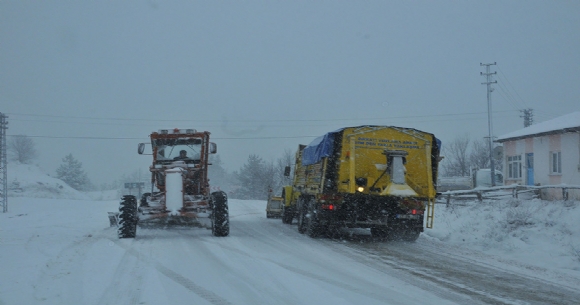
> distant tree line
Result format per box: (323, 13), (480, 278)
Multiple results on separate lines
(9, 133), (505, 198)
(439, 134), (503, 177)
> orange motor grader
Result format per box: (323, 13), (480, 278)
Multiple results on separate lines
(114, 128), (229, 238)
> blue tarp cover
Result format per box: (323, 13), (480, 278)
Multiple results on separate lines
(302, 129), (342, 166)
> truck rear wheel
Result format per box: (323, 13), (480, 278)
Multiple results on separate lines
(297, 199), (307, 234)
(371, 227), (388, 239)
(118, 195), (138, 239)
(211, 191), (229, 237)
(306, 199), (322, 238)
(401, 229), (421, 242)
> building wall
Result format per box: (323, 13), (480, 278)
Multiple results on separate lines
(503, 139), (524, 186)
(502, 131), (580, 200)
(533, 136), (550, 187)
(548, 134), (562, 185)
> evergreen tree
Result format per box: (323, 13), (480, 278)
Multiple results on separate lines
(56, 154), (91, 191)
(235, 154), (272, 200)
(208, 154), (230, 191)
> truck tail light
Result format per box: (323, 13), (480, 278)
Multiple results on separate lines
(321, 204), (335, 210)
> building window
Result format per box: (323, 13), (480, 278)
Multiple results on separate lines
(507, 155), (522, 179)
(551, 151), (562, 174)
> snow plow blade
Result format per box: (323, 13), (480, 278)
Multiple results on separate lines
(137, 213), (212, 229)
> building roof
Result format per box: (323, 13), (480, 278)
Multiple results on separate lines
(497, 111), (580, 142)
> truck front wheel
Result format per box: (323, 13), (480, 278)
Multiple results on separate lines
(211, 191), (230, 237)
(282, 206), (294, 224)
(281, 190), (294, 224)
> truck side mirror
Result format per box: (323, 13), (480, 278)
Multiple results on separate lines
(284, 166), (291, 177)
(209, 142), (217, 154)
(138, 143), (145, 154)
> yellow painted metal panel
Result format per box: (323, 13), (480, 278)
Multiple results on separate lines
(335, 126), (435, 199)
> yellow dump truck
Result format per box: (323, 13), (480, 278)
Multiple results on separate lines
(281, 125), (441, 241)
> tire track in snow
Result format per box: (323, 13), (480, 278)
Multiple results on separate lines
(233, 200), (579, 305)
(173, 230), (308, 305)
(322, 240), (502, 305)
(94, 247), (144, 305)
(32, 230), (103, 304)
(334, 238), (580, 305)
(204, 218), (408, 305)
(228, 204), (512, 305)
(108, 236), (231, 305)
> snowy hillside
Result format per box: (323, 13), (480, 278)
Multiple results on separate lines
(6, 162), (122, 201)
(6, 162), (90, 200)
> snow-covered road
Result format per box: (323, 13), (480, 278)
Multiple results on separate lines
(1, 197), (579, 305)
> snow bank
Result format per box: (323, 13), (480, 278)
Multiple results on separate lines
(7, 162), (90, 200)
(424, 198), (580, 277)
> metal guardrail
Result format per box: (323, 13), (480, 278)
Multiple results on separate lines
(439, 184), (580, 205)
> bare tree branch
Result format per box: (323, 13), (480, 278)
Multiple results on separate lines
(441, 134), (470, 177)
(8, 135), (37, 164)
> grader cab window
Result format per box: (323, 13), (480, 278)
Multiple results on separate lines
(154, 138), (203, 163)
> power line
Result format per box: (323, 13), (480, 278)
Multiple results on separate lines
(5, 111), (518, 141)
(495, 80), (523, 111)
(6, 110), (517, 125)
(496, 65), (529, 109)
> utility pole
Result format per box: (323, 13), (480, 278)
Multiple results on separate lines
(481, 62), (497, 186)
(520, 108), (534, 127)
(0, 112), (8, 213)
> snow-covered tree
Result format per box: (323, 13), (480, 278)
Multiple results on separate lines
(8, 135), (37, 164)
(56, 154), (91, 191)
(234, 154), (272, 200)
(208, 154), (231, 191)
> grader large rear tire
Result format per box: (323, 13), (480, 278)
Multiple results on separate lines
(211, 191), (230, 237)
(118, 195), (138, 239)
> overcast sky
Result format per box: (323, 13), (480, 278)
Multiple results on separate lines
(1, 1), (579, 186)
